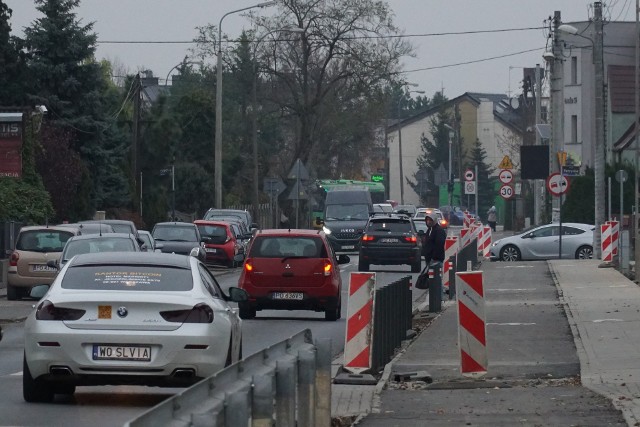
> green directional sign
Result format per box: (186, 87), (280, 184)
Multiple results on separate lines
(371, 174), (384, 183)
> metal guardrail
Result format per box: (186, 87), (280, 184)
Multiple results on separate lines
(370, 276), (412, 372)
(124, 329), (331, 427)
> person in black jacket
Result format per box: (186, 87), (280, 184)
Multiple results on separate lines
(421, 212), (447, 266)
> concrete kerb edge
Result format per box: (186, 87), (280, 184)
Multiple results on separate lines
(546, 260), (639, 427)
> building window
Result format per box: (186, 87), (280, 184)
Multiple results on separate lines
(571, 115), (578, 143)
(571, 57), (578, 85)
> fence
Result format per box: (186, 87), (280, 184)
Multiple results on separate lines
(124, 329), (331, 427)
(370, 275), (413, 373)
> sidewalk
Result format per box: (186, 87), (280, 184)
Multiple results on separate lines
(335, 259), (640, 426)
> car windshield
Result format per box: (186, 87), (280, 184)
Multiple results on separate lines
(61, 265), (193, 291)
(110, 224), (133, 234)
(63, 237), (136, 260)
(249, 236), (327, 258)
(153, 225), (198, 242)
(325, 204), (370, 221)
(17, 230), (75, 253)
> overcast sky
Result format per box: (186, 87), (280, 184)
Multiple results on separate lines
(3, 1), (630, 99)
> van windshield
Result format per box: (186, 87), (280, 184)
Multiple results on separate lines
(325, 204), (370, 221)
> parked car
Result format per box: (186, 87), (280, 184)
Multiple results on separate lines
(358, 213), (422, 272)
(22, 252), (248, 402)
(203, 209), (258, 233)
(152, 222), (204, 257)
(237, 229), (350, 321)
(194, 220), (247, 268)
(490, 223), (594, 261)
(6, 225), (81, 300)
(138, 230), (163, 252)
(53, 233), (142, 268)
(414, 208), (448, 229)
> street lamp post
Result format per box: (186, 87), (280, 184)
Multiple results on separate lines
(397, 85), (424, 205)
(164, 60), (202, 87)
(558, 2), (605, 259)
(444, 123), (455, 220)
(215, 1), (276, 209)
(251, 27), (303, 222)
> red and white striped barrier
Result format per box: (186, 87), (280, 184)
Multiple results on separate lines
(455, 270), (487, 377)
(478, 226), (492, 258)
(606, 220), (619, 256)
(601, 223), (613, 262)
(463, 211), (473, 228)
(343, 272), (376, 374)
(443, 237), (459, 291)
(459, 227), (471, 248)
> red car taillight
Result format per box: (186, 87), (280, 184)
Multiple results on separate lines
(244, 260), (254, 272)
(9, 251), (18, 267)
(404, 236), (418, 243)
(323, 259), (332, 276)
(440, 219), (448, 227)
(36, 300), (86, 321)
(362, 235), (375, 242)
(160, 303), (214, 323)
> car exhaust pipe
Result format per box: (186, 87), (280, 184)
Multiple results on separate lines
(50, 366), (73, 376)
(172, 368), (196, 378)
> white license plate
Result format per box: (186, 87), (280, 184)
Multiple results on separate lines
(341, 245), (355, 250)
(381, 238), (399, 243)
(272, 292), (304, 300)
(92, 345), (151, 361)
(205, 248), (217, 253)
(32, 264), (56, 272)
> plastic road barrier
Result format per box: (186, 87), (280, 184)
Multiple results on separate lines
(455, 270), (487, 377)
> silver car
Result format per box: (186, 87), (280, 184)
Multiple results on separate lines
(23, 252), (247, 402)
(490, 223), (594, 261)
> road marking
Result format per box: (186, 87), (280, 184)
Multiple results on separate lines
(575, 285), (628, 289)
(498, 265), (534, 269)
(490, 288), (536, 292)
(487, 322), (536, 326)
(592, 319), (624, 323)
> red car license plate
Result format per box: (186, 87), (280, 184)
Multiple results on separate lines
(272, 292), (303, 300)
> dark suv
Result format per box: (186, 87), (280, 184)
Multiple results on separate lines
(358, 213), (422, 272)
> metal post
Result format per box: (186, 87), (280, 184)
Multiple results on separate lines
(559, 167), (563, 259)
(298, 348), (316, 427)
(474, 164), (479, 216)
(449, 256), (456, 300)
(594, 2), (605, 258)
(428, 263), (442, 313)
(225, 385), (251, 427)
(314, 339), (332, 427)
(534, 64), (542, 225)
(398, 116), (405, 205)
(252, 373), (276, 427)
(621, 174), (625, 266)
(550, 11), (565, 222)
(634, 0), (640, 275)
(275, 357), (296, 427)
(171, 163), (175, 221)
(608, 177), (612, 221)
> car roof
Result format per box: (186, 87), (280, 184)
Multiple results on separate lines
(19, 225), (80, 233)
(138, 230), (152, 236)
(194, 220), (232, 227)
(66, 233), (138, 241)
(69, 252), (192, 267)
(254, 229), (326, 237)
(369, 213), (411, 221)
(154, 221), (197, 228)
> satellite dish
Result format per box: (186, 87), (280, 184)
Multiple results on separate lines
(509, 97), (520, 109)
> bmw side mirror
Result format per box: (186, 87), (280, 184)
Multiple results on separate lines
(337, 254), (350, 264)
(227, 287), (249, 302)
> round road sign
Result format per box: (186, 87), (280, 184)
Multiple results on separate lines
(499, 184), (514, 200)
(464, 169), (474, 181)
(546, 173), (569, 197)
(498, 169), (513, 184)
(464, 181), (476, 195)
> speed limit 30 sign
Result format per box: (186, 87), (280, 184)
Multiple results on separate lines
(499, 184), (514, 200)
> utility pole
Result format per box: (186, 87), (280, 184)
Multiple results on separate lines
(132, 73), (141, 212)
(634, 0), (640, 274)
(594, 2), (605, 259)
(534, 64), (542, 225)
(550, 11), (564, 222)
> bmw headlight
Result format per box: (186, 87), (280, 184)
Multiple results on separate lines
(322, 226), (332, 235)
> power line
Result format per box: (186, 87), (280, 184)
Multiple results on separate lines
(97, 25), (546, 45)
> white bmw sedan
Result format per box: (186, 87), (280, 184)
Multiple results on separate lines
(23, 252), (247, 403)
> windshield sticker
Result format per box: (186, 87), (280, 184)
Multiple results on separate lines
(95, 271), (162, 287)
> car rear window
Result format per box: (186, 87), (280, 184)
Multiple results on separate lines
(61, 265), (193, 291)
(249, 236), (327, 258)
(64, 237), (136, 259)
(197, 224), (228, 244)
(17, 230), (75, 252)
(153, 225), (198, 242)
(368, 220), (412, 233)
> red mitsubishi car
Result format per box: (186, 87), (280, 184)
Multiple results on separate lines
(194, 220), (246, 268)
(237, 229), (350, 321)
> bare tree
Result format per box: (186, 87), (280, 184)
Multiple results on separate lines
(496, 127), (522, 172)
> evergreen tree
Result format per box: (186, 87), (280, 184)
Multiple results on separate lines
(407, 104), (452, 205)
(23, 0), (129, 217)
(466, 138), (495, 218)
(0, 1), (28, 105)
